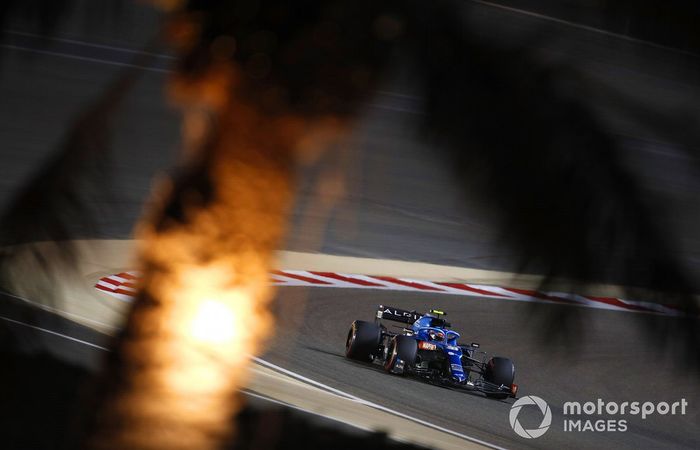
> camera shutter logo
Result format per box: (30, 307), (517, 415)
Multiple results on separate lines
(509, 395), (552, 438)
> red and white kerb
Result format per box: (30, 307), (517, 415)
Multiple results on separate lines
(95, 269), (680, 316)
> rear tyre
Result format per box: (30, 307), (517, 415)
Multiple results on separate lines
(483, 357), (515, 399)
(345, 320), (381, 362)
(384, 335), (417, 374)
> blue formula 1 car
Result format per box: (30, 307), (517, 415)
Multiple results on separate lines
(345, 305), (518, 399)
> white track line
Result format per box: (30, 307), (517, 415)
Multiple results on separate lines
(3, 30), (176, 59)
(8, 1), (695, 61)
(1, 314), (505, 450)
(6, 0), (692, 102)
(0, 44), (170, 73)
(1, 290), (120, 330)
(469, 0), (700, 59)
(240, 389), (374, 433)
(253, 357), (507, 450)
(0, 315), (109, 351)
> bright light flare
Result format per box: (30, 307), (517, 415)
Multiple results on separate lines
(165, 263), (254, 349)
(191, 299), (237, 344)
(87, 25), (346, 447)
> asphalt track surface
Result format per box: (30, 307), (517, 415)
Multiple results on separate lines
(2, 286), (699, 449)
(263, 287), (700, 449)
(2, 1), (700, 449)
(2, 0), (700, 276)
(0, 293), (378, 449)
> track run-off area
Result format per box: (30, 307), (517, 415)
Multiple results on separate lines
(1, 239), (698, 449)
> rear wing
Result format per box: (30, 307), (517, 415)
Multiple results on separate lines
(375, 305), (423, 325)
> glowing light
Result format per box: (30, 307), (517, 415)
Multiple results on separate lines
(87, 23), (340, 445)
(191, 299), (236, 344)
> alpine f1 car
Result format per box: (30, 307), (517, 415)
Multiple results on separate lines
(345, 305), (518, 399)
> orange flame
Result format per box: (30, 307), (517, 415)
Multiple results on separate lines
(86, 2), (355, 445)
(88, 67), (297, 450)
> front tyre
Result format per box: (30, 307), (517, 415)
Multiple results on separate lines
(483, 356), (515, 399)
(384, 335), (417, 374)
(345, 320), (381, 362)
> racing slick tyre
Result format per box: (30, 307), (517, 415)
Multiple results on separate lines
(345, 320), (381, 362)
(483, 357), (515, 399)
(384, 335), (417, 374)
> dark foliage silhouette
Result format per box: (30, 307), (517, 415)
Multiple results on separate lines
(1, 0), (699, 448)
